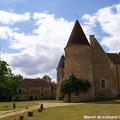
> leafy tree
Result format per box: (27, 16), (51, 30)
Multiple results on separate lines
(0, 60), (10, 101)
(60, 74), (92, 102)
(42, 75), (51, 82)
(0, 60), (22, 102)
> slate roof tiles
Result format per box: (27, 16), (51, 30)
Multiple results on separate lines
(66, 20), (90, 47)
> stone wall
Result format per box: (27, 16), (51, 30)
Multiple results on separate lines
(64, 44), (95, 101)
(56, 68), (64, 100)
(90, 36), (119, 99)
(19, 85), (55, 101)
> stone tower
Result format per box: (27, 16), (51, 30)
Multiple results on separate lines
(56, 20), (120, 102)
(57, 20), (95, 102)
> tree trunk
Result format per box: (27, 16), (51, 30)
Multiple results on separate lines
(68, 92), (71, 102)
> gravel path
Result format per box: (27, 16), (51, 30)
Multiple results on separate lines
(0, 102), (80, 118)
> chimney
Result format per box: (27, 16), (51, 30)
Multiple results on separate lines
(89, 35), (95, 45)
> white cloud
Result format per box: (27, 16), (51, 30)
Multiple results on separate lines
(82, 4), (120, 52)
(0, 11), (74, 80)
(33, 12), (74, 47)
(0, 10), (31, 25)
(2, 2), (120, 80)
(82, 14), (97, 27)
(0, 26), (13, 39)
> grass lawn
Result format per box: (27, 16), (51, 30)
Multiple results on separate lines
(0, 100), (63, 111)
(1, 99), (120, 120)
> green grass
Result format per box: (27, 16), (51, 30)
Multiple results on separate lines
(1, 103), (120, 120)
(0, 101), (36, 111)
(1, 99), (120, 120)
(0, 100), (63, 111)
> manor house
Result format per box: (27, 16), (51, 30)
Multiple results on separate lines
(56, 20), (120, 102)
(19, 78), (56, 100)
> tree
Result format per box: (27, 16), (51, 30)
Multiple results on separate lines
(60, 74), (92, 102)
(0, 60), (22, 102)
(7, 74), (23, 101)
(0, 60), (10, 101)
(42, 75), (51, 82)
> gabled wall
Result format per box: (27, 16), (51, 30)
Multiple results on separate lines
(90, 35), (119, 99)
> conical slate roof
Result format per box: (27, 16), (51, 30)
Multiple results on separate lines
(66, 20), (90, 47)
(57, 55), (65, 69)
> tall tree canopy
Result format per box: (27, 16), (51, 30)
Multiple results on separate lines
(60, 74), (92, 102)
(0, 60), (22, 102)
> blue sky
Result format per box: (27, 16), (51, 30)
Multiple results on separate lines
(0, 0), (117, 20)
(0, 0), (120, 81)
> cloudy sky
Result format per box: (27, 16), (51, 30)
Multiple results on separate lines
(0, 0), (120, 81)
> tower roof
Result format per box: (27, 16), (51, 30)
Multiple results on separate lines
(57, 55), (65, 69)
(66, 20), (90, 47)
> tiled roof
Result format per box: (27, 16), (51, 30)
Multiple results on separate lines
(107, 53), (120, 64)
(20, 78), (51, 87)
(66, 20), (90, 47)
(57, 55), (65, 69)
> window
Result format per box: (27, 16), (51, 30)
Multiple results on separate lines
(35, 95), (37, 100)
(26, 88), (29, 91)
(19, 89), (21, 94)
(68, 68), (71, 71)
(29, 95), (33, 100)
(41, 87), (44, 91)
(88, 71), (91, 77)
(74, 51), (79, 54)
(101, 80), (106, 88)
(51, 86), (53, 90)
(41, 93), (43, 97)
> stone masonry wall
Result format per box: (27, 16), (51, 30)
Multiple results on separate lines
(64, 44), (95, 102)
(90, 36), (119, 99)
(19, 86), (52, 100)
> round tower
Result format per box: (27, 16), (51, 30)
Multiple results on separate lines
(64, 20), (94, 102)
